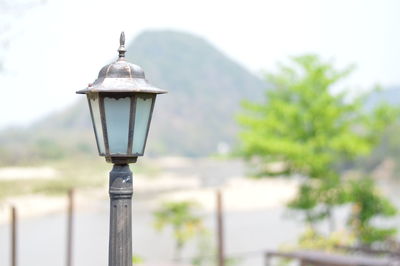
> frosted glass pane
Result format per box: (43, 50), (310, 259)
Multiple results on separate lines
(104, 97), (131, 154)
(133, 95), (153, 154)
(89, 95), (105, 154)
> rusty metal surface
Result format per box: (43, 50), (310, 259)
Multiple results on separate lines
(141, 94), (156, 155)
(77, 32), (166, 164)
(108, 164), (133, 266)
(76, 32), (167, 95)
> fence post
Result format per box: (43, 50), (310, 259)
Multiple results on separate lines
(66, 189), (74, 266)
(264, 252), (271, 266)
(216, 190), (225, 266)
(11, 206), (17, 266)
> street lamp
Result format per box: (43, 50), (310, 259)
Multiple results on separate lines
(76, 32), (166, 266)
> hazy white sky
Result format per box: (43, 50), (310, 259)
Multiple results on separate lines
(1, 0), (399, 128)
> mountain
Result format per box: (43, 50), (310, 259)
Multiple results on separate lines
(0, 30), (266, 163)
(127, 31), (265, 156)
(364, 87), (400, 111)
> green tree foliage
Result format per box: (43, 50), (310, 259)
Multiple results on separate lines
(153, 200), (203, 262)
(132, 255), (144, 264)
(237, 54), (398, 244)
(347, 177), (397, 245)
(191, 230), (240, 266)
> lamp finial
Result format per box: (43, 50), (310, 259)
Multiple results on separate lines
(118, 32), (126, 59)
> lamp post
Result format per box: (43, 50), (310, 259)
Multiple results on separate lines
(76, 32), (166, 266)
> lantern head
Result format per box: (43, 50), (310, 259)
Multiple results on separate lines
(77, 32), (167, 164)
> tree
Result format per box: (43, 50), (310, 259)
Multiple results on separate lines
(153, 200), (203, 262)
(191, 230), (240, 266)
(237, 54), (398, 244)
(347, 177), (397, 245)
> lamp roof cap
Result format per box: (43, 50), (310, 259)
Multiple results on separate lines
(77, 32), (167, 95)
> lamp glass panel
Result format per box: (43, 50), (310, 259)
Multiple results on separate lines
(104, 97), (131, 154)
(89, 95), (105, 154)
(132, 95), (154, 154)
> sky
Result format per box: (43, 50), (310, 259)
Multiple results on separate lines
(0, 0), (399, 128)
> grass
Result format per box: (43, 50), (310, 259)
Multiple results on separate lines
(0, 155), (161, 200)
(0, 156), (106, 199)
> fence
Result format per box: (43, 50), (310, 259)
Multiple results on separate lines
(6, 189), (400, 266)
(7, 189), (75, 266)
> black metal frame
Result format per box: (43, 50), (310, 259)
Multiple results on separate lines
(108, 164), (133, 266)
(141, 95), (156, 155)
(78, 32), (165, 165)
(87, 92), (156, 164)
(127, 95), (136, 155)
(76, 32), (167, 266)
(87, 95), (102, 155)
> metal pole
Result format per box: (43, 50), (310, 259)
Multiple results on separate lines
(108, 164), (133, 266)
(66, 189), (74, 266)
(216, 190), (225, 266)
(11, 206), (17, 266)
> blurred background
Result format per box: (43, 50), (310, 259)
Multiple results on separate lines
(1, 0), (400, 265)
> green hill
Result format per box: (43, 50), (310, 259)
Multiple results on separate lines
(364, 86), (400, 110)
(0, 30), (266, 164)
(128, 31), (265, 156)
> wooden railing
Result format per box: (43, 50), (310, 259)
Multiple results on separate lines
(264, 250), (397, 266)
